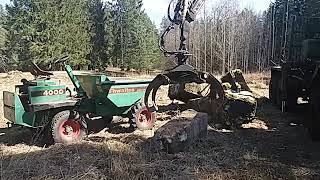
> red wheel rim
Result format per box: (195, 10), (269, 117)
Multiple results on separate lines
(136, 107), (155, 128)
(59, 119), (81, 141)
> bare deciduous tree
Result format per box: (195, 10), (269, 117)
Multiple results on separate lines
(162, 0), (271, 74)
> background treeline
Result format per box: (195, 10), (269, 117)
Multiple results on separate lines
(0, 0), (160, 72)
(160, 0), (320, 75)
(160, 0), (271, 75)
(1, 0), (319, 74)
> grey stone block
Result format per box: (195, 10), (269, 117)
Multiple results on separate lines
(154, 110), (208, 154)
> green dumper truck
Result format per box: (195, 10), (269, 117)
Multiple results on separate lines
(3, 57), (155, 144)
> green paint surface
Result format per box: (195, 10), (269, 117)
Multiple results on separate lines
(14, 94), (35, 127)
(28, 85), (66, 104)
(107, 84), (148, 107)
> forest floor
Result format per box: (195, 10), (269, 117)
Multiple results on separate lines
(0, 71), (319, 180)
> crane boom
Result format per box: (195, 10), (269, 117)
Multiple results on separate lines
(161, 0), (205, 65)
(144, 0), (225, 113)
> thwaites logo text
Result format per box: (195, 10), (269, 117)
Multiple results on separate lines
(109, 87), (146, 94)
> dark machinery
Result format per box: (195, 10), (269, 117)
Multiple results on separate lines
(269, 0), (320, 140)
(145, 0), (257, 127)
(144, 0), (225, 113)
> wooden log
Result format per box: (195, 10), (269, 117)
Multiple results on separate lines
(154, 110), (208, 154)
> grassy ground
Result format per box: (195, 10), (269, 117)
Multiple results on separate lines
(0, 71), (319, 180)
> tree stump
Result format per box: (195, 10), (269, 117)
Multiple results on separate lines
(154, 110), (208, 154)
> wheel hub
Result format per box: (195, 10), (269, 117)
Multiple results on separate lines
(139, 114), (148, 123)
(64, 125), (73, 134)
(59, 119), (81, 138)
(135, 107), (156, 130)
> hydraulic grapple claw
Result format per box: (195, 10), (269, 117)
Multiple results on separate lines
(144, 65), (226, 114)
(144, 74), (170, 112)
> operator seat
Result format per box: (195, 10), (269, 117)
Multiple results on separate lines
(19, 79), (32, 111)
(29, 62), (53, 77)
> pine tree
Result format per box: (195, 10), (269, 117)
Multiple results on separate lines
(104, 2), (116, 67)
(4, 0), (32, 68)
(3, 0), (160, 72)
(4, 0), (94, 69)
(33, 0), (93, 68)
(132, 12), (160, 72)
(88, 0), (107, 70)
(0, 5), (6, 50)
(111, 0), (160, 72)
(0, 4), (7, 71)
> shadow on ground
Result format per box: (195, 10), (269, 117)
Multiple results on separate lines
(0, 126), (34, 146)
(202, 97), (320, 179)
(0, 117), (135, 147)
(0, 98), (319, 179)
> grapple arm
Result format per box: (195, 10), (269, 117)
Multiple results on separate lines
(160, 0), (205, 64)
(144, 0), (225, 113)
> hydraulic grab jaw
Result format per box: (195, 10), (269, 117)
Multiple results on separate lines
(144, 64), (206, 112)
(144, 64), (226, 113)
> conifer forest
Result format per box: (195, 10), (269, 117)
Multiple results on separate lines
(0, 0), (319, 74)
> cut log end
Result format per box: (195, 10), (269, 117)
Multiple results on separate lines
(154, 110), (208, 154)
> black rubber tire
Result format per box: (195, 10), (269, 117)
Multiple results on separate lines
(269, 80), (274, 103)
(286, 93), (298, 112)
(309, 89), (320, 141)
(132, 102), (156, 130)
(270, 74), (280, 106)
(275, 78), (282, 109)
(51, 110), (86, 144)
(274, 79), (297, 112)
(285, 77), (299, 112)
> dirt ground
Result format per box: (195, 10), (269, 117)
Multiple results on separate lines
(0, 71), (319, 180)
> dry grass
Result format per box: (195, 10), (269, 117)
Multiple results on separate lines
(243, 73), (270, 99)
(0, 71), (319, 179)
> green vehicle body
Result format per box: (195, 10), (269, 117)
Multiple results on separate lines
(3, 63), (151, 128)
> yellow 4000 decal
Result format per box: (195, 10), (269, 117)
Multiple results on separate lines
(31, 89), (65, 97)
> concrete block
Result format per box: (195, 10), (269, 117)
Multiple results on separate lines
(154, 110), (208, 154)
